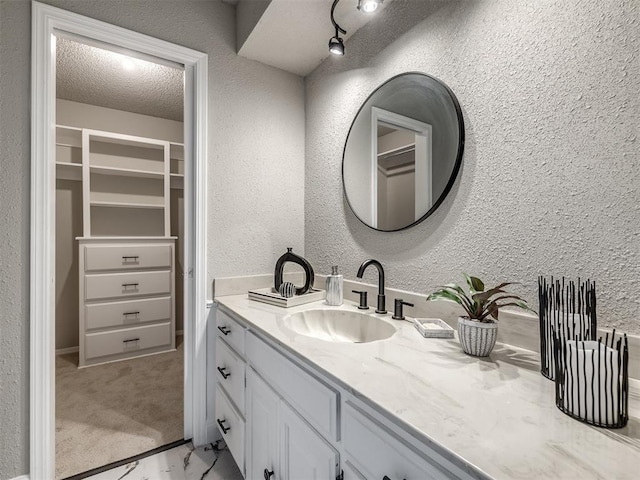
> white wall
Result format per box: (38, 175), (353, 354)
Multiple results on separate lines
(305, 0), (639, 334)
(0, 1), (305, 477)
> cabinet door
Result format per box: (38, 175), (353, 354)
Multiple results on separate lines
(246, 368), (279, 480)
(279, 401), (339, 480)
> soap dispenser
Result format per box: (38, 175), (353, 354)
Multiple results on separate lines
(326, 266), (343, 306)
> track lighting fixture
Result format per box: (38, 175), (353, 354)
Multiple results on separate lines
(329, 0), (383, 56)
(329, 0), (346, 56)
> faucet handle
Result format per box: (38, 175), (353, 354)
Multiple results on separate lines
(392, 298), (414, 320)
(352, 290), (369, 310)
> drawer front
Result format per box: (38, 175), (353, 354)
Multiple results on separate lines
(84, 244), (172, 271)
(247, 331), (338, 441)
(343, 402), (455, 480)
(215, 384), (245, 471)
(216, 309), (245, 355)
(216, 338), (246, 414)
(85, 271), (171, 301)
(85, 296), (171, 330)
(85, 322), (171, 359)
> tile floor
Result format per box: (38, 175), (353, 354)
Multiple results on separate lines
(84, 440), (243, 480)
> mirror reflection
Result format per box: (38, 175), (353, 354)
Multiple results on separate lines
(343, 73), (464, 231)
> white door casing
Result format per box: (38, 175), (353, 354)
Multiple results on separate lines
(30, 2), (208, 478)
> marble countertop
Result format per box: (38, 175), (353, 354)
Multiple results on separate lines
(215, 294), (640, 480)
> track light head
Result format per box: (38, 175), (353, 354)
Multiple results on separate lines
(329, 36), (345, 56)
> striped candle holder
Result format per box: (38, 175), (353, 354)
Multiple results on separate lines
(538, 276), (597, 380)
(553, 330), (629, 428)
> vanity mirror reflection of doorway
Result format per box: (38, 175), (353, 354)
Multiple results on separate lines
(54, 35), (186, 479)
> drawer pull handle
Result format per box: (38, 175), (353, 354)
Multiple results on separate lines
(382, 477), (406, 480)
(122, 255), (139, 261)
(217, 326), (231, 335)
(217, 418), (230, 434)
(264, 469), (274, 480)
(217, 366), (231, 379)
(122, 283), (139, 289)
(122, 311), (140, 317)
(123, 338), (140, 344)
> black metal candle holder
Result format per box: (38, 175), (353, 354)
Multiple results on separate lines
(553, 330), (629, 428)
(538, 276), (597, 380)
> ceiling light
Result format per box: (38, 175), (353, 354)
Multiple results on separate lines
(329, 0), (347, 56)
(358, 0), (382, 13)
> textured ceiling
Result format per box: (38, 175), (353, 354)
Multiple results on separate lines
(56, 37), (184, 121)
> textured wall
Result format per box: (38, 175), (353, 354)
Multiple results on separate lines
(0, 0), (304, 477)
(305, 1), (639, 331)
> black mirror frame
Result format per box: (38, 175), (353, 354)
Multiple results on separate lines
(341, 71), (465, 232)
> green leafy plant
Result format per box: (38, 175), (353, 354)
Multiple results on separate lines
(427, 274), (534, 323)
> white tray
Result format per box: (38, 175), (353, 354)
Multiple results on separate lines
(248, 287), (325, 308)
(413, 318), (454, 338)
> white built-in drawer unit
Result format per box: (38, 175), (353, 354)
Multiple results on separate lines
(85, 296), (171, 330)
(215, 338), (246, 415)
(246, 331), (339, 441)
(84, 244), (172, 271)
(78, 238), (176, 367)
(85, 322), (172, 359)
(215, 384), (245, 470)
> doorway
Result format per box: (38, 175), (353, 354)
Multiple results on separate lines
(54, 36), (185, 478)
(31, 3), (208, 479)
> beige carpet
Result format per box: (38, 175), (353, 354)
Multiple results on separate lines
(55, 339), (184, 479)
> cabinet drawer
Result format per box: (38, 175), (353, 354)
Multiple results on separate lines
(247, 331), (338, 441)
(85, 296), (171, 330)
(216, 338), (246, 414)
(217, 309), (246, 355)
(215, 384), (245, 472)
(85, 322), (171, 359)
(85, 271), (171, 300)
(84, 244), (172, 271)
(343, 402), (461, 480)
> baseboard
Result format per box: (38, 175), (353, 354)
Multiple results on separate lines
(10, 475), (29, 480)
(56, 346), (79, 355)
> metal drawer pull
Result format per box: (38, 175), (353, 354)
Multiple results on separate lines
(217, 418), (230, 434)
(382, 477), (406, 480)
(264, 469), (274, 480)
(217, 366), (231, 379)
(122, 255), (139, 261)
(122, 311), (140, 317)
(122, 283), (139, 289)
(217, 325), (231, 335)
(123, 338), (140, 344)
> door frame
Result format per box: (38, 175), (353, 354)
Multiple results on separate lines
(30, 2), (208, 478)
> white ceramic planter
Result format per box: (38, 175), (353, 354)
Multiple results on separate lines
(457, 317), (498, 357)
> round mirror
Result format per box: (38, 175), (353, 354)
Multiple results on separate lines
(342, 72), (464, 231)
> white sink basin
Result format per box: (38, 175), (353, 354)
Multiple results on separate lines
(282, 309), (396, 343)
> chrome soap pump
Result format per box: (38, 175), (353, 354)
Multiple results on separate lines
(325, 265), (343, 306)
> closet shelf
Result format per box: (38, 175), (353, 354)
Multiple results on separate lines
(56, 162), (82, 181)
(90, 200), (165, 209)
(90, 165), (165, 179)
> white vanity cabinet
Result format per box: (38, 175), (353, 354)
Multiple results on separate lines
(215, 306), (478, 480)
(246, 367), (340, 480)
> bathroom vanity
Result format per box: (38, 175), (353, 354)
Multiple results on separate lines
(214, 295), (639, 480)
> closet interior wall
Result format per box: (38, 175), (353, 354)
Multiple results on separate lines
(55, 99), (184, 352)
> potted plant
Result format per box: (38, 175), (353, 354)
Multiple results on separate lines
(427, 274), (534, 357)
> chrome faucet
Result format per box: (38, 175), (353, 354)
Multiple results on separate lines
(356, 259), (386, 314)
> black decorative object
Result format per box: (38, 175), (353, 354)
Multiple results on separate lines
(553, 330), (629, 428)
(274, 248), (315, 296)
(538, 276), (597, 380)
